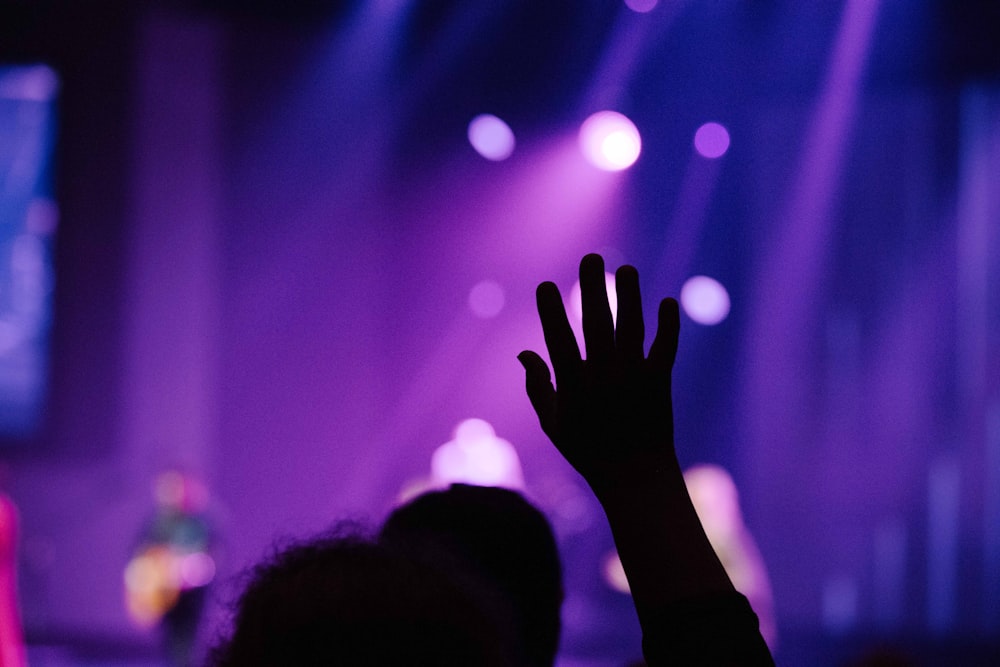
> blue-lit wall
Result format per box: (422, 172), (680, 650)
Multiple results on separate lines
(0, 65), (57, 439)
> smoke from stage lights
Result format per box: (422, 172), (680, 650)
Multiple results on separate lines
(680, 275), (731, 325)
(579, 111), (641, 171)
(468, 114), (516, 161)
(694, 122), (731, 159)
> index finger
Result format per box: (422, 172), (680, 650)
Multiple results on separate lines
(536, 281), (582, 387)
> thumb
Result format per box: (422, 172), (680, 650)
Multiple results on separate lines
(517, 351), (557, 431)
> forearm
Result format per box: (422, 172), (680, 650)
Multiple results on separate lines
(593, 458), (774, 666)
(522, 256), (773, 664)
(593, 457), (734, 620)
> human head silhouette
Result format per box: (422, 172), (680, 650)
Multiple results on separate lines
(209, 525), (510, 666)
(381, 484), (563, 667)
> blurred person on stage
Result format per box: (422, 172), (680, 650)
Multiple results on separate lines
(124, 469), (216, 667)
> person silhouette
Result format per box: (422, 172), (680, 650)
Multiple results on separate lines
(517, 253), (774, 665)
(124, 469), (215, 667)
(380, 483), (563, 667)
(207, 524), (513, 666)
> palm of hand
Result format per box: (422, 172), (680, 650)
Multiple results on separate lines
(519, 254), (680, 492)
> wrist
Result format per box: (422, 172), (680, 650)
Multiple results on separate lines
(585, 450), (686, 505)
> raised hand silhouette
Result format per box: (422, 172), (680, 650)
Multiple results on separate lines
(519, 254), (774, 666)
(518, 253), (679, 494)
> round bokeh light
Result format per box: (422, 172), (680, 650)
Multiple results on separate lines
(468, 280), (505, 318)
(693, 122), (731, 159)
(468, 114), (516, 161)
(579, 111), (641, 171)
(625, 0), (658, 12)
(680, 275), (731, 325)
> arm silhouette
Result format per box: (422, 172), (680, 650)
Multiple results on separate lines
(519, 253), (773, 666)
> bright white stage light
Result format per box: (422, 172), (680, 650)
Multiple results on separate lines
(579, 111), (641, 171)
(431, 419), (525, 490)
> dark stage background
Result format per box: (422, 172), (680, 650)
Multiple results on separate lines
(1, 0), (999, 664)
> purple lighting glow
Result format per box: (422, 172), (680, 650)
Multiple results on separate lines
(680, 275), (731, 325)
(467, 114), (515, 161)
(468, 280), (505, 318)
(694, 122), (731, 159)
(579, 111), (641, 171)
(603, 551), (630, 593)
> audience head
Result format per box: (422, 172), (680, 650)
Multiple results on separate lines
(381, 484), (563, 667)
(209, 524), (511, 666)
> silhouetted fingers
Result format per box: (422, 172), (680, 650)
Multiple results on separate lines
(580, 253), (615, 365)
(536, 281), (581, 386)
(614, 265), (644, 364)
(517, 350), (557, 435)
(648, 297), (680, 374)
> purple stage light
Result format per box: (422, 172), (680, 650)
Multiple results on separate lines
(467, 114), (516, 161)
(625, 0), (658, 13)
(579, 111), (641, 171)
(680, 275), (730, 325)
(603, 551), (630, 593)
(431, 419), (525, 490)
(468, 280), (505, 318)
(694, 122), (730, 159)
